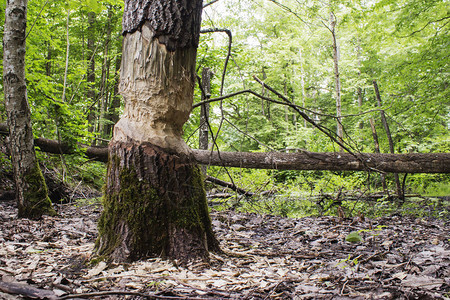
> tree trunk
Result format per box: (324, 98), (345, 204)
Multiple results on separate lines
(373, 80), (402, 197)
(86, 12), (96, 134)
(193, 150), (450, 174)
(99, 8), (112, 143)
(298, 48), (307, 128)
(3, 0), (54, 218)
(199, 68), (212, 175)
(330, 13), (343, 151)
(96, 0), (220, 263)
(104, 54), (122, 138)
(369, 118), (388, 193)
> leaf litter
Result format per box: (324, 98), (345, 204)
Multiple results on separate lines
(0, 199), (448, 299)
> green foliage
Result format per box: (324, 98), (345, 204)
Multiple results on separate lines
(0, 0), (447, 217)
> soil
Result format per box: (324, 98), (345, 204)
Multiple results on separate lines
(0, 199), (448, 299)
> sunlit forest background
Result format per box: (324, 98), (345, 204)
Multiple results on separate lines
(0, 0), (448, 218)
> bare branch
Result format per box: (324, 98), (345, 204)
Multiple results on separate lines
(399, 16), (450, 37)
(203, 0), (220, 8)
(200, 28), (232, 96)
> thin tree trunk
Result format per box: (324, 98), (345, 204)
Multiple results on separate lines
(3, 0), (54, 218)
(356, 41), (364, 130)
(97, 0), (220, 263)
(299, 47), (307, 128)
(369, 118), (388, 193)
(45, 41), (52, 77)
(86, 12), (96, 134)
(61, 9), (70, 103)
(330, 13), (343, 151)
(104, 54), (121, 138)
(199, 67), (212, 175)
(373, 80), (402, 197)
(99, 8), (112, 143)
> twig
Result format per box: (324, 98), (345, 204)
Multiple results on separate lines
(340, 280), (348, 295)
(203, 0), (220, 8)
(26, 0), (50, 39)
(59, 290), (208, 299)
(253, 76), (367, 165)
(206, 175), (254, 197)
(263, 280), (284, 300)
(200, 28), (232, 96)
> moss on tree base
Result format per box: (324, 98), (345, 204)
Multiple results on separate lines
(96, 140), (220, 263)
(19, 162), (56, 219)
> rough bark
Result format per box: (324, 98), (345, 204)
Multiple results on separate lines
(0, 124), (448, 174)
(0, 125), (448, 174)
(97, 141), (219, 262)
(193, 150), (450, 174)
(2, 0), (54, 218)
(97, 0), (220, 263)
(122, 0), (202, 50)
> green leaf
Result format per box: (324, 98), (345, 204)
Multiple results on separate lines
(346, 231), (363, 243)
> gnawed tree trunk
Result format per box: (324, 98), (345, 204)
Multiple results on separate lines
(3, 0), (54, 218)
(96, 0), (220, 263)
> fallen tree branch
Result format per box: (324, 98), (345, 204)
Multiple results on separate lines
(194, 150), (450, 174)
(206, 175), (254, 196)
(0, 123), (448, 173)
(0, 280), (57, 300)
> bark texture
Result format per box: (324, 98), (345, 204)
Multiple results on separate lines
(193, 150), (450, 174)
(3, 0), (54, 218)
(97, 0), (220, 263)
(0, 125), (447, 174)
(122, 0), (203, 50)
(97, 141), (219, 262)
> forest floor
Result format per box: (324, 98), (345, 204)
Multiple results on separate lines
(0, 199), (449, 300)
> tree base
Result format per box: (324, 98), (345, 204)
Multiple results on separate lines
(18, 162), (56, 219)
(96, 140), (220, 263)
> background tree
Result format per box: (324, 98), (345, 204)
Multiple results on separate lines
(96, 0), (220, 263)
(3, 0), (54, 218)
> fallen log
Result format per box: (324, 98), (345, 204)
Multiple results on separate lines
(193, 150), (450, 174)
(0, 123), (448, 173)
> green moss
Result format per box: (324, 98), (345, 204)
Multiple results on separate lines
(20, 161), (56, 219)
(97, 163), (168, 260)
(96, 151), (216, 261)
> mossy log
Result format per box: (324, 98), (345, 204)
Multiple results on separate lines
(96, 140), (220, 263)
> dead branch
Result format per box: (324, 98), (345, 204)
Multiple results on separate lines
(206, 175), (254, 196)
